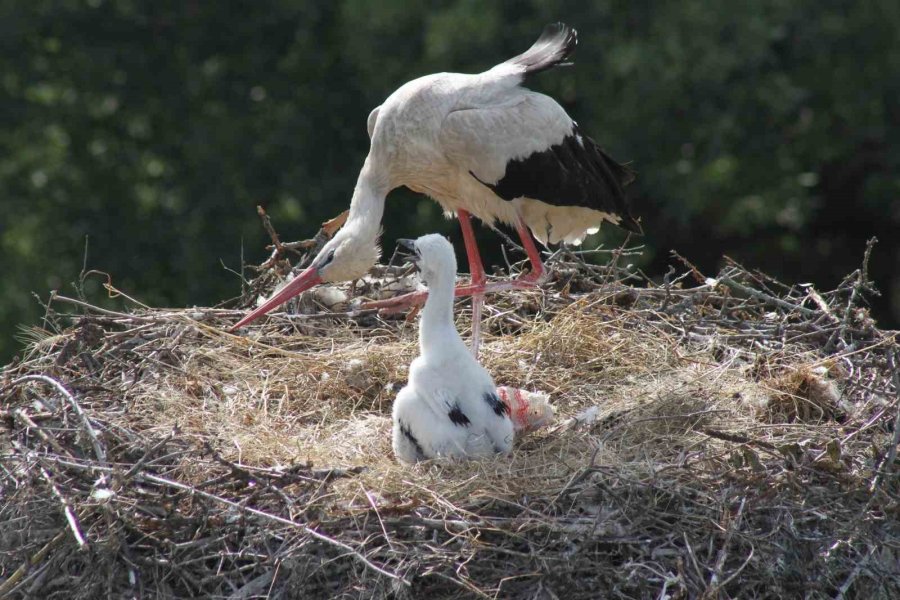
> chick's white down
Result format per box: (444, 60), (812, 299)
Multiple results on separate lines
(392, 234), (514, 463)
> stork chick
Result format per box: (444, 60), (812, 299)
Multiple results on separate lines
(392, 234), (513, 463)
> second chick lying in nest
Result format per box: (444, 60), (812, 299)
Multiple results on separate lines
(392, 234), (554, 463)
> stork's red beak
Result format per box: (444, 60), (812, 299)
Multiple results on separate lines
(229, 267), (323, 331)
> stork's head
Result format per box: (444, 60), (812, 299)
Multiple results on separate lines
(230, 221), (380, 331)
(398, 234), (456, 289)
(316, 224), (382, 283)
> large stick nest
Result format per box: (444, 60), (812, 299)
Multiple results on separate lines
(1, 233), (899, 599)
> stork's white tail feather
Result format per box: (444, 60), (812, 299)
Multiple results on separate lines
(503, 23), (578, 77)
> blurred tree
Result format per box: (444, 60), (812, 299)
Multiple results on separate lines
(1, 0), (898, 362)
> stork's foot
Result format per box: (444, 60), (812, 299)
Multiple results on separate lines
(361, 284), (483, 314)
(360, 290), (427, 314)
(361, 273), (547, 315)
(512, 267), (548, 288)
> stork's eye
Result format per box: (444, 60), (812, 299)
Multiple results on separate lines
(320, 249), (336, 267)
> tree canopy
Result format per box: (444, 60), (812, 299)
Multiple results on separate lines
(2, 0), (898, 361)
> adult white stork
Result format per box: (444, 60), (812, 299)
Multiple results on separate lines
(231, 23), (640, 347)
(391, 234), (513, 463)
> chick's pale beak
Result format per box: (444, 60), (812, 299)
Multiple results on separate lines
(396, 238), (419, 264)
(229, 266), (322, 331)
(396, 238), (417, 252)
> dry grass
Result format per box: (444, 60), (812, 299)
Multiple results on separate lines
(1, 245), (899, 599)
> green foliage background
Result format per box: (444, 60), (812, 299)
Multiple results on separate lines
(2, 0), (898, 361)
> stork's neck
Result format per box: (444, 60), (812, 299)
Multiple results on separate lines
(346, 156), (390, 242)
(419, 268), (466, 358)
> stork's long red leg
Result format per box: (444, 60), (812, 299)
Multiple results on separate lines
(457, 209), (486, 287)
(457, 210), (485, 357)
(361, 214), (547, 323)
(515, 218), (546, 284)
(362, 210), (487, 311)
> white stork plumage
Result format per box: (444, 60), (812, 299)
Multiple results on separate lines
(391, 234), (513, 463)
(231, 23), (640, 349)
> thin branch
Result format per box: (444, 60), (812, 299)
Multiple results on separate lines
(138, 472), (408, 586)
(37, 466), (88, 549)
(718, 275), (818, 318)
(0, 531), (67, 597)
(707, 497), (746, 592)
(883, 348), (900, 472)
(13, 409), (72, 457)
(870, 347), (900, 492)
(50, 294), (154, 322)
(833, 545), (876, 600)
(3, 375), (107, 463)
(257, 205), (283, 254)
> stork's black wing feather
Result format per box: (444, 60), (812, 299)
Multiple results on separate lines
(473, 124), (641, 234)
